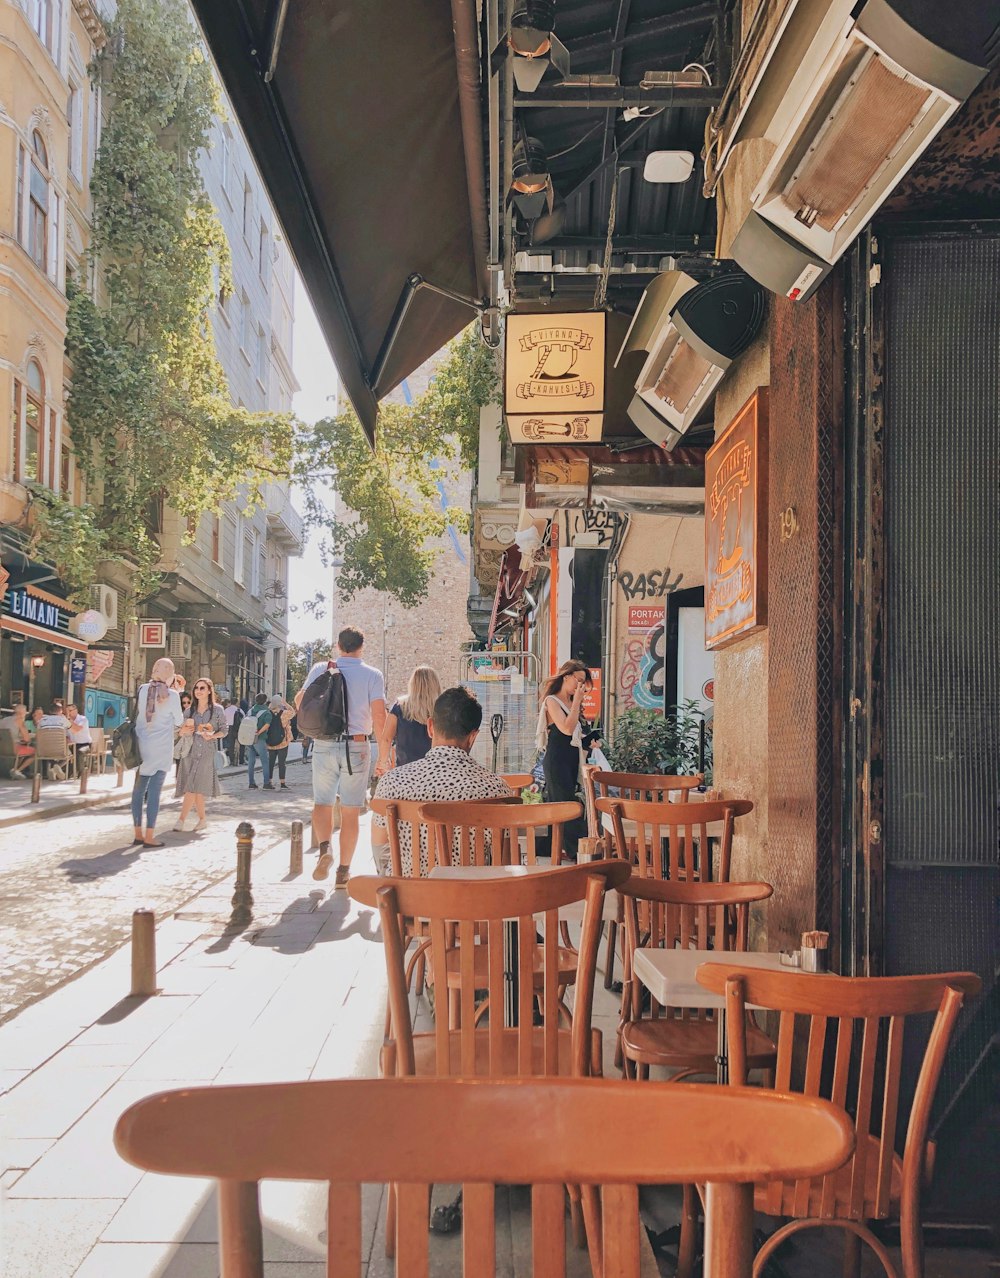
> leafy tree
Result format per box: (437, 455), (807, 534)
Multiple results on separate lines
(286, 639), (333, 691)
(294, 325), (499, 606)
(53, 0), (292, 605)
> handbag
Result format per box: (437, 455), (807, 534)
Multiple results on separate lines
(214, 748), (226, 774)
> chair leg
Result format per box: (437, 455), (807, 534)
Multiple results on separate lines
(842, 1231), (862, 1278)
(602, 919), (618, 989)
(568, 1185), (586, 1250)
(752, 1220), (900, 1278)
(581, 1184), (603, 1278)
(676, 1183), (699, 1278)
(414, 949), (426, 995)
(384, 1181), (396, 1258)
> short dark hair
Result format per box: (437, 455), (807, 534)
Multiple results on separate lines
(338, 627), (364, 653)
(253, 692), (268, 706)
(432, 686), (482, 738)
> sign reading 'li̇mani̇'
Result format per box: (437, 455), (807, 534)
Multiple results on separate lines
(704, 387), (769, 650)
(504, 312), (606, 445)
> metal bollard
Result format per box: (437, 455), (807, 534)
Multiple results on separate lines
(31, 766), (41, 804)
(130, 909), (157, 996)
(79, 760), (89, 795)
(230, 821), (255, 927)
(290, 820), (303, 876)
(116, 764), (124, 788)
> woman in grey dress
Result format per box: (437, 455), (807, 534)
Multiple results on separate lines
(174, 678), (227, 831)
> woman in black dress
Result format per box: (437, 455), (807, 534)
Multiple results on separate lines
(537, 660), (596, 860)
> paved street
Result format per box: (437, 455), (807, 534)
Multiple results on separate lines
(0, 761), (316, 1024)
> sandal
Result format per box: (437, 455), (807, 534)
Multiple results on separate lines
(142, 839), (166, 848)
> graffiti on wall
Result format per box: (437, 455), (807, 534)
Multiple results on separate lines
(560, 507), (622, 546)
(618, 568), (684, 601)
(618, 621), (666, 712)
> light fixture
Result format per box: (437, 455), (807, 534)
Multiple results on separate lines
(642, 151), (696, 184)
(509, 137), (554, 223)
(618, 271), (767, 446)
(508, 1), (569, 94)
(726, 0), (991, 301)
(30, 655), (46, 669)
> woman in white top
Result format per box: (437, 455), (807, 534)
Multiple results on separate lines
(132, 656), (185, 847)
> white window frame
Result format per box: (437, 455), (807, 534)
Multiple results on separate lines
(250, 530), (261, 597)
(240, 293), (251, 358)
(234, 515), (245, 585)
(256, 325), (268, 388)
(67, 81), (83, 185)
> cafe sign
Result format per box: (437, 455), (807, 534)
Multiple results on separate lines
(4, 586), (73, 637)
(704, 388), (768, 649)
(505, 312), (605, 444)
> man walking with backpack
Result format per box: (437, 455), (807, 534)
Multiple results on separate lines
(241, 692), (276, 790)
(295, 626), (386, 888)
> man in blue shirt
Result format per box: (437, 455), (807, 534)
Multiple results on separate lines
(295, 626), (386, 888)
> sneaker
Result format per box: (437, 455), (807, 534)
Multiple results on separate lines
(313, 843), (333, 881)
(262, 783), (276, 791)
(279, 782), (290, 789)
(334, 865), (351, 891)
(248, 783), (259, 790)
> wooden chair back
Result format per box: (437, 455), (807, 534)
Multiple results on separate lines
(114, 1075), (855, 1278)
(696, 964), (982, 1223)
(34, 726), (70, 765)
(369, 796), (436, 878)
(351, 861), (629, 1079)
(597, 796), (753, 882)
(90, 726), (107, 774)
(588, 769), (704, 805)
(620, 879), (772, 1027)
(418, 799), (584, 867)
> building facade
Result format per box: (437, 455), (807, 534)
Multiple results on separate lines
(0, 0), (104, 714)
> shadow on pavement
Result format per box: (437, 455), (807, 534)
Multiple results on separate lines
(58, 844), (146, 880)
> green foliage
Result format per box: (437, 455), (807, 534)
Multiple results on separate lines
(286, 639), (333, 690)
(51, 0), (292, 603)
(610, 702), (712, 781)
(25, 486), (112, 605)
(293, 324), (496, 607)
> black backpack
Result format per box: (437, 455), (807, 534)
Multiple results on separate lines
(112, 719), (142, 770)
(297, 661), (350, 743)
(266, 711), (287, 748)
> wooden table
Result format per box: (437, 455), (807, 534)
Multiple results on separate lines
(632, 948), (816, 1082)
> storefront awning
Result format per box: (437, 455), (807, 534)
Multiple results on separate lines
(189, 0), (482, 443)
(488, 546), (529, 642)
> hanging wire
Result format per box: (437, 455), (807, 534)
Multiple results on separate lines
(594, 166), (620, 311)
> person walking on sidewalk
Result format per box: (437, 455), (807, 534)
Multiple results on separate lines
(295, 626), (386, 889)
(222, 698), (241, 766)
(174, 679), (227, 831)
(245, 692), (275, 790)
(266, 696), (294, 789)
(132, 656), (185, 847)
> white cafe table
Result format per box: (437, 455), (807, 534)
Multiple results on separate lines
(631, 948), (814, 1082)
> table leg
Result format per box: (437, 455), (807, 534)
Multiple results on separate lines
(504, 919), (518, 1027)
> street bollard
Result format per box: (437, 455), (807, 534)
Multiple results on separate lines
(230, 821), (255, 927)
(79, 761), (89, 795)
(130, 909), (157, 996)
(290, 820), (303, 876)
(116, 764), (124, 788)
(31, 766), (41, 804)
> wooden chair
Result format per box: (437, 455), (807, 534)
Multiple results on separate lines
(90, 726), (108, 775)
(351, 861), (630, 1255)
(587, 769), (705, 807)
(618, 878), (776, 1083)
(114, 1075), (855, 1278)
(697, 964), (983, 1278)
(419, 798), (584, 868)
(598, 795), (753, 883)
(33, 726), (72, 781)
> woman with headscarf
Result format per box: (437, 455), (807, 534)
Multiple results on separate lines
(132, 656), (185, 847)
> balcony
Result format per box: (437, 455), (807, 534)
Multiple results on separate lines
(263, 484), (304, 554)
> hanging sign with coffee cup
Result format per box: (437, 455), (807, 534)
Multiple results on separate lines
(504, 312), (606, 444)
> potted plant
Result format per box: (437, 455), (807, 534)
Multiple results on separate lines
(609, 703), (712, 783)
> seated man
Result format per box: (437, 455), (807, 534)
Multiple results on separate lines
(0, 704), (35, 779)
(65, 702), (93, 773)
(38, 702), (72, 780)
(372, 686), (512, 877)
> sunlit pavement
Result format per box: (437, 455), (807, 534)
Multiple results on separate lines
(0, 760), (314, 1024)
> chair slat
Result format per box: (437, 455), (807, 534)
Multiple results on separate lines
(544, 907), (559, 1073)
(518, 914), (534, 1072)
(396, 1182), (430, 1278)
(531, 1183), (567, 1277)
(849, 1017), (880, 1219)
(819, 1017), (855, 1216)
(326, 1182), (361, 1278)
(463, 1182), (496, 1275)
(459, 919), (476, 1072)
(875, 1015), (905, 1218)
(218, 1179), (263, 1278)
(429, 918), (450, 1072)
(601, 1183), (641, 1278)
(766, 1013), (796, 1215)
(791, 1014), (829, 1215)
(487, 917), (505, 1071)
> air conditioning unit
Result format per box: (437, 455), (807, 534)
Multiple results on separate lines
(728, 0), (993, 301)
(90, 583), (119, 631)
(168, 631), (192, 661)
(617, 270), (767, 444)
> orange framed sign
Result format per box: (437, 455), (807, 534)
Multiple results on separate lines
(704, 388), (768, 649)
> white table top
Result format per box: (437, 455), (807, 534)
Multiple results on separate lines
(428, 861), (619, 922)
(632, 948), (805, 1009)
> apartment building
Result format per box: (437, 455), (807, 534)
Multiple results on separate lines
(0, 0), (105, 714)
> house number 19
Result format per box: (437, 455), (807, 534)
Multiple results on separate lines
(779, 507), (799, 541)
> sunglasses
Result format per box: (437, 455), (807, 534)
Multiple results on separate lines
(193, 684), (211, 691)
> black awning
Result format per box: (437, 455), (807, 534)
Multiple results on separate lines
(190, 0), (482, 442)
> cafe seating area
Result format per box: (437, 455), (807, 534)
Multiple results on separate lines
(111, 774), (982, 1277)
